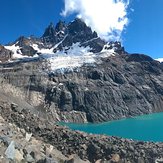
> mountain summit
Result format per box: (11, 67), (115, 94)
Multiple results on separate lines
(1, 18), (125, 72)
(1, 19), (124, 60)
(41, 18), (105, 52)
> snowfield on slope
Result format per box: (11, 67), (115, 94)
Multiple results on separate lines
(41, 43), (115, 72)
(4, 43), (28, 59)
(4, 42), (116, 72)
(4, 43), (39, 61)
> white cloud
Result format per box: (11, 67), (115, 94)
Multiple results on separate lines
(61, 0), (130, 41)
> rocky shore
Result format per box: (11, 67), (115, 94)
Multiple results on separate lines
(1, 101), (163, 163)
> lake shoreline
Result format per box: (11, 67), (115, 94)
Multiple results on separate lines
(1, 103), (163, 163)
(60, 112), (163, 142)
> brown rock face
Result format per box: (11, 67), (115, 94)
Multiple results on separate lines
(0, 45), (12, 62)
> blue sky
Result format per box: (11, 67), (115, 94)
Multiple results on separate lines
(122, 0), (163, 59)
(0, 0), (163, 59)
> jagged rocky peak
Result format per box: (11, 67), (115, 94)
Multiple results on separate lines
(42, 20), (67, 44)
(1, 18), (126, 63)
(43, 22), (55, 35)
(41, 18), (107, 53)
(64, 18), (103, 52)
(15, 36), (31, 46)
(55, 20), (67, 32)
(63, 18), (125, 53)
(15, 36), (40, 46)
(42, 18), (97, 41)
(68, 18), (97, 37)
(42, 22), (56, 43)
(54, 20), (67, 43)
(41, 21), (64, 46)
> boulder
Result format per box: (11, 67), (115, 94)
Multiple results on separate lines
(5, 141), (15, 160)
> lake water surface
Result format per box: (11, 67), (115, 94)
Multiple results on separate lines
(61, 112), (163, 142)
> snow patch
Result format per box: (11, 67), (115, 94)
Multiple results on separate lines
(32, 44), (54, 54)
(46, 43), (115, 72)
(31, 34), (68, 55)
(155, 58), (163, 63)
(46, 43), (96, 72)
(53, 34), (68, 49)
(4, 43), (28, 59)
(5, 43), (39, 60)
(5, 42), (116, 72)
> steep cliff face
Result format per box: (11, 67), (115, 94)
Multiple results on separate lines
(45, 54), (163, 122)
(0, 61), (88, 123)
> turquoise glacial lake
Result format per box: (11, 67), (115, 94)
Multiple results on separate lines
(61, 113), (163, 142)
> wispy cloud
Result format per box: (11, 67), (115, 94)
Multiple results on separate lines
(61, 0), (130, 41)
